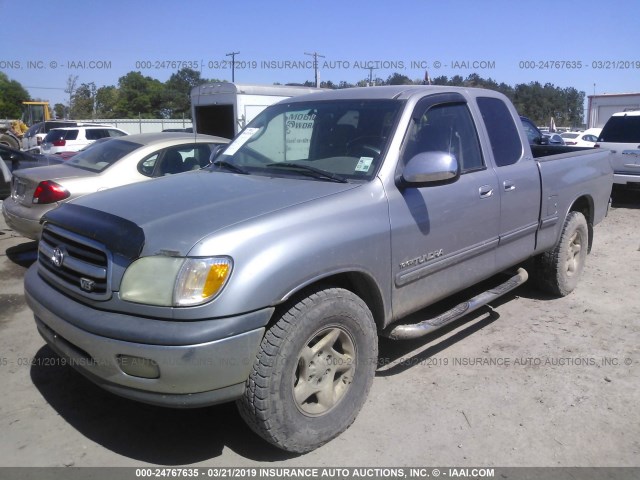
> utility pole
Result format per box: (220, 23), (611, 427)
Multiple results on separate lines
(90, 82), (97, 119)
(366, 66), (378, 86)
(64, 75), (78, 119)
(304, 51), (325, 87)
(226, 51), (240, 82)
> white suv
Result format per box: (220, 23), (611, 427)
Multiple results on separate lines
(596, 111), (640, 187)
(41, 125), (128, 154)
(21, 120), (79, 152)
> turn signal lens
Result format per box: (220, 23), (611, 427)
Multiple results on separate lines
(174, 258), (232, 306)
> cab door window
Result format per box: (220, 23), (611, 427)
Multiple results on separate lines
(403, 103), (484, 173)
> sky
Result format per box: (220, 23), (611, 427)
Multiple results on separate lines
(1, 0), (639, 112)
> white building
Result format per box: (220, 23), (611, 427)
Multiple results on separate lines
(587, 93), (640, 128)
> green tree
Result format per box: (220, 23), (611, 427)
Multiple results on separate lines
(53, 103), (66, 119)
(512, 81), (585, 127)
(70, 82), (96, 119)
(114, 71), (165, 118)
(0, 72), (31, 118)
(564, 87), (585, 128)
(95, 86), (119, 118)
(163, 68), (209, 118)
(420, 74), (582, 127)
(449, 75), (465, 86)
(386, 73), (413, 85)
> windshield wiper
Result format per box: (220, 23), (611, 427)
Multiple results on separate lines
(212, 160), (249, 174)
(265, 162), (348, 183)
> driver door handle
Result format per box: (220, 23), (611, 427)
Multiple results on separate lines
(479, 185), (494, 198)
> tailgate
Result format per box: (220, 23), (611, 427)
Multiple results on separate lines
(619, 147), (640, 173)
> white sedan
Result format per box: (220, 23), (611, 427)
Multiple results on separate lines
(2, 132), (229, 240)
(560, 131), (600, 147)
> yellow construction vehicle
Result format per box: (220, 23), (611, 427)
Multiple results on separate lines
(1, 101), (51, 149)
(21, 101), (51, 125)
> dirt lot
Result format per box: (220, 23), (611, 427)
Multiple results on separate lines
(0, 188), (638, 468)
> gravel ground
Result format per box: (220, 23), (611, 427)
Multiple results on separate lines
(0, 187), (638, 468)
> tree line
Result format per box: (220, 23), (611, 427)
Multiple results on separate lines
(308, 72), (585, 127)
(1, 69), (585, 127)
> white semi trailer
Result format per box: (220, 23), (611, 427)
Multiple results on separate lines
(190, 82), (320, 139)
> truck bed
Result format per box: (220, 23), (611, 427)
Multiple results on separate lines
(531, 144), (593, 158)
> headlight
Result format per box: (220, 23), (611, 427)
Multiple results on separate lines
(120, 256), (232, 307)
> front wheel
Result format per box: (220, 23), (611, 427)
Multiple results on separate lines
(532, 211), (589, 296)
(237, 287), (378, 453)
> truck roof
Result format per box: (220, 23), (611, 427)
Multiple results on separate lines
(279, 85), (508, 103)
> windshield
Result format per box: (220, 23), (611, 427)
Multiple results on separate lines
(213, 99), (403, 182)
(66, 139), (141, 173)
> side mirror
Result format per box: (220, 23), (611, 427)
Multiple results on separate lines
(400, 151), (460, 187)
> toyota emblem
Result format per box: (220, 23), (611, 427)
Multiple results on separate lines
(51, 247), (64, 268)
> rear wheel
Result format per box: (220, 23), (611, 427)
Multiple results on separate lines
(533, 211), (589, 296)
(237, 287), (377, 453)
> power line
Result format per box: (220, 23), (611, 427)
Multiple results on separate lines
(25, 86), (66, 90)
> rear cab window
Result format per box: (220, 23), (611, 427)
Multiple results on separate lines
(477, 97), (524, 167)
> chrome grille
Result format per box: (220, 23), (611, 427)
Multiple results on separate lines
(38, 224), (112, 300)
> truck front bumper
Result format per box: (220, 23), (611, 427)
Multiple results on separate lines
(24, 266), (271, 408)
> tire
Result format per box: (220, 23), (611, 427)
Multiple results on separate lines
(533, 211), (589, 296)
(0, 134), (20, 150)
(237, 287), (378, 453)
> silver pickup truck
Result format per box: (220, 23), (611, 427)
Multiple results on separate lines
(24, 86), (613, 453)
